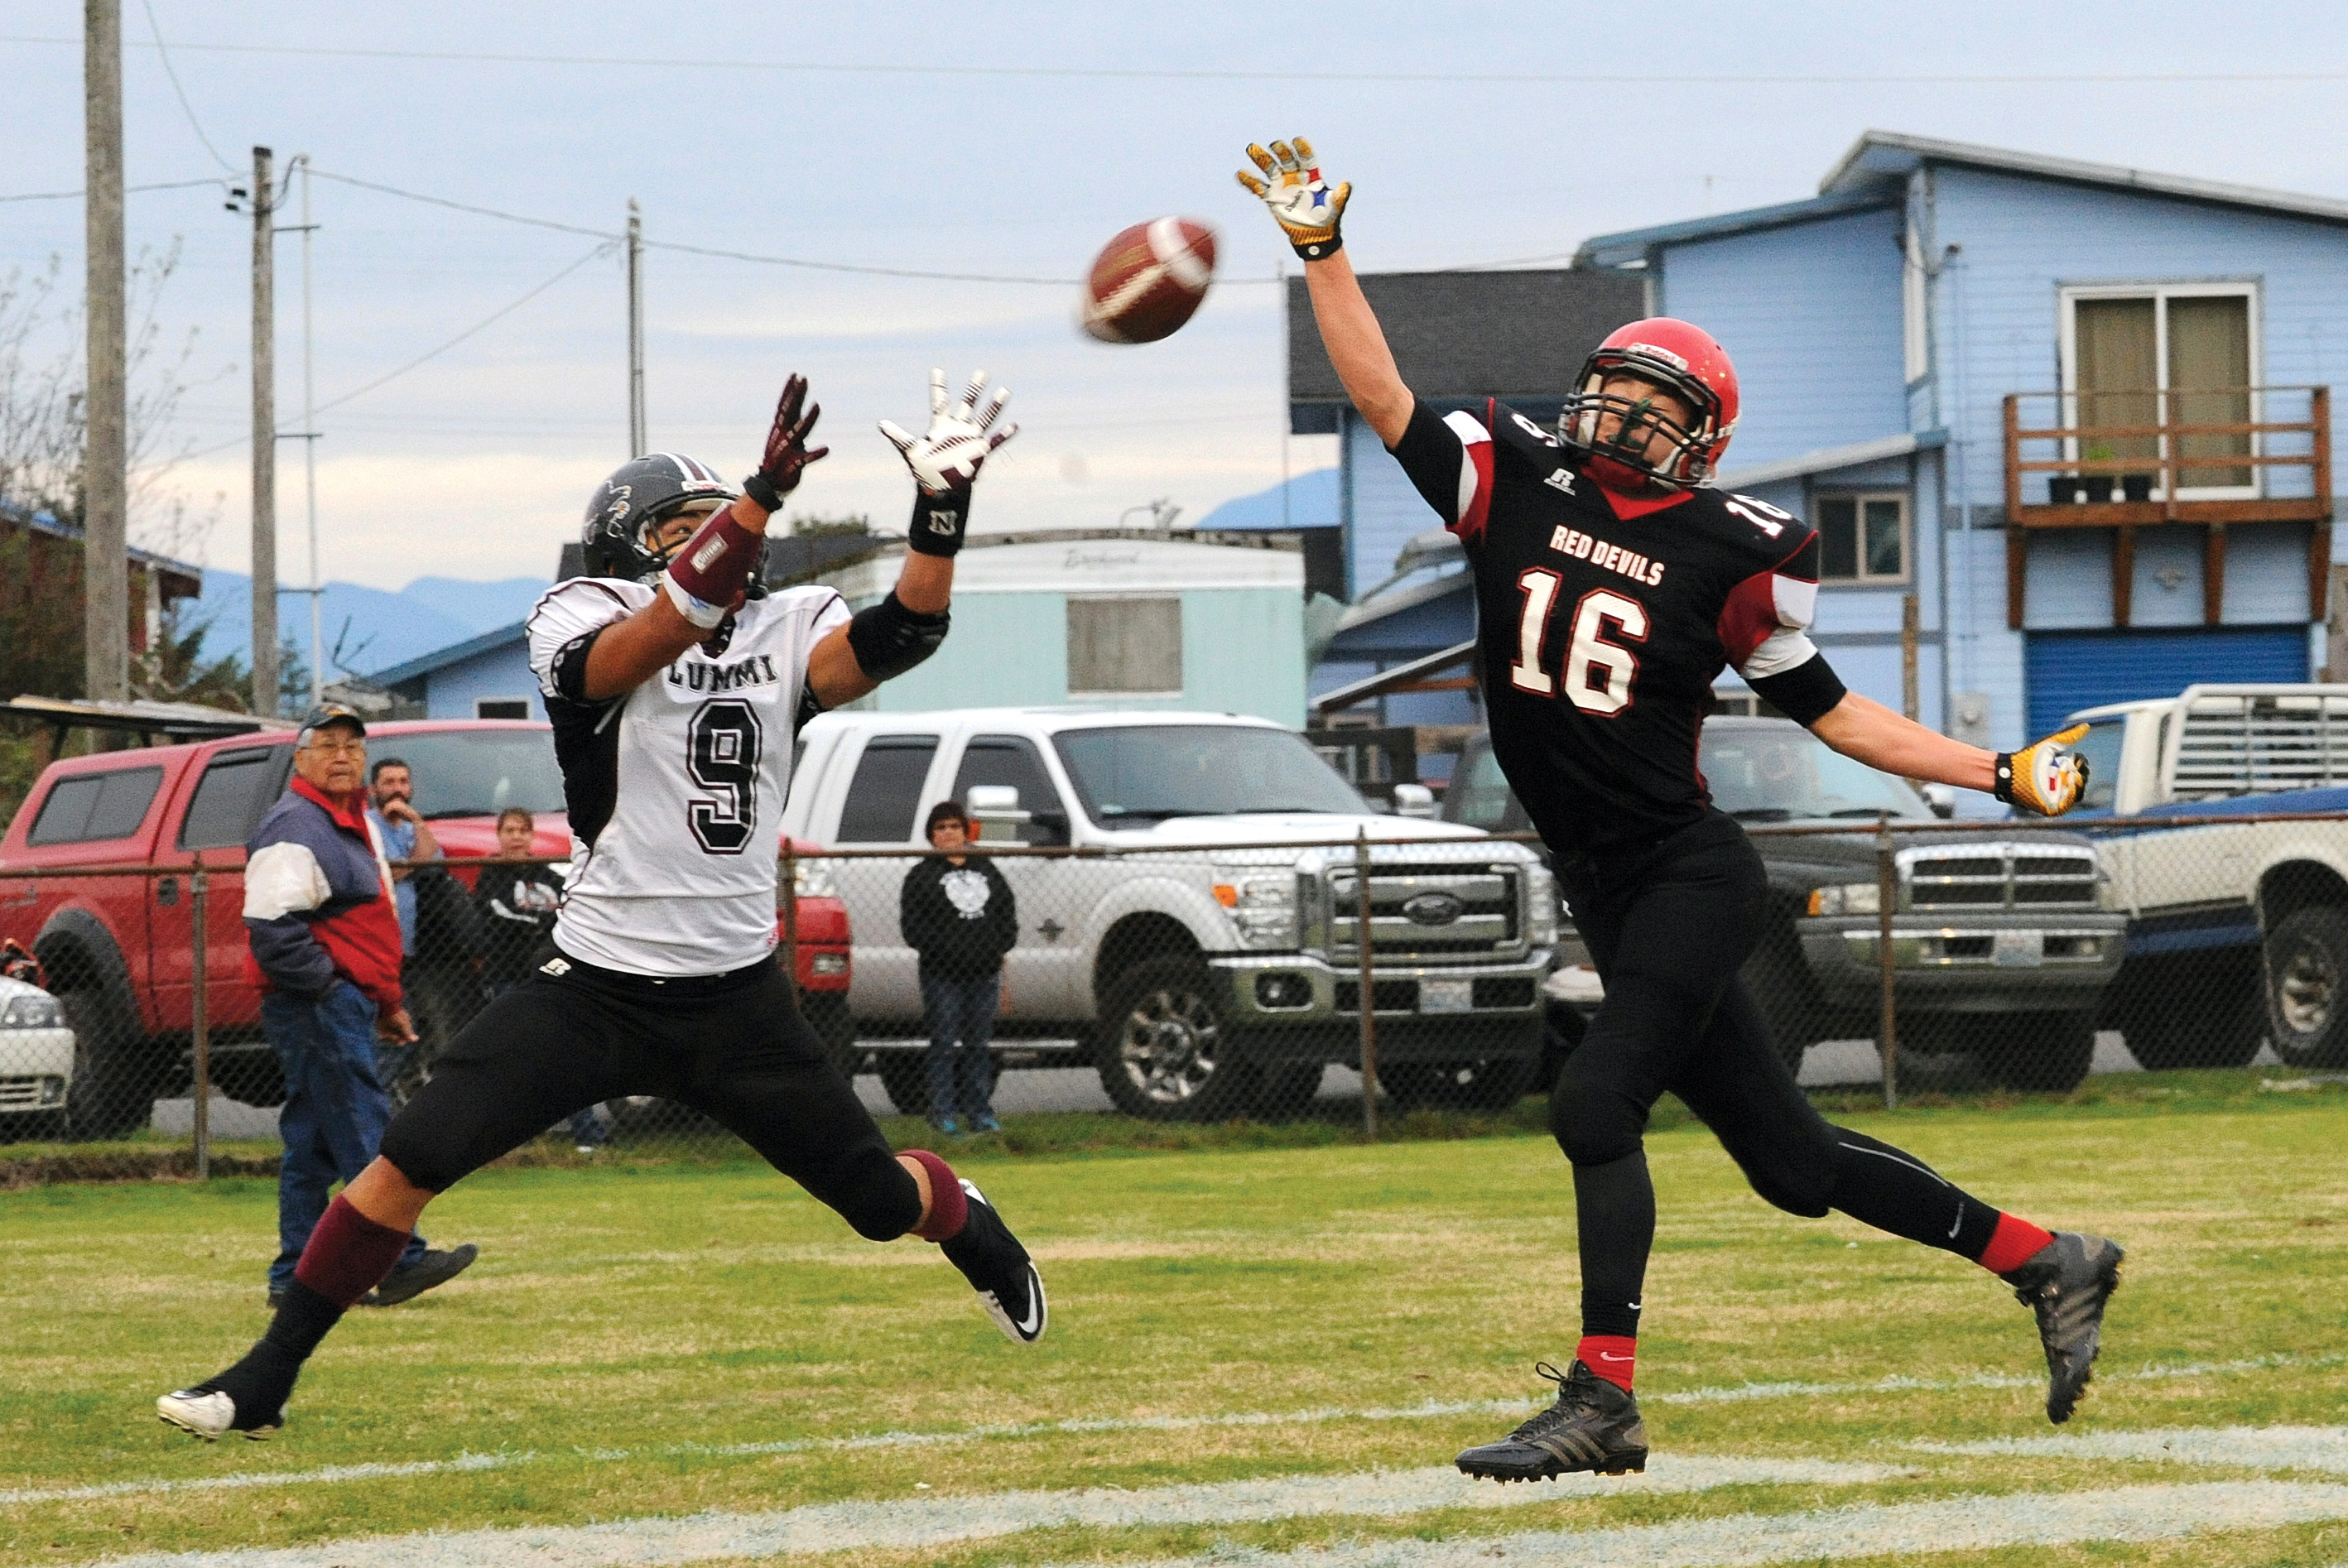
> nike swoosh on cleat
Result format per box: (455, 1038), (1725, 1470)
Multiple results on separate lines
(1948, 1206), (1965, 1239)
(1013, 1272), (1043, 1336)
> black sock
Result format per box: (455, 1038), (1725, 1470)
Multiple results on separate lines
(1574, 1149), (1653, 1340)
(192, 1281), (344, 1421)
(1826, 1128), (2003, 1258)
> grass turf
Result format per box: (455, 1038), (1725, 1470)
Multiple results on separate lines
(2, 1070), (2345, 1566)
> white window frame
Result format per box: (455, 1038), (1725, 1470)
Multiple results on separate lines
(2057, 281), (2263, 502)
(1065, 594), (1185, 700)
(1812, 490), (1912, 586)
(474, 696), (532, 719)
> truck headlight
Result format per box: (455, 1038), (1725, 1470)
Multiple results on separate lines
(1526, 864), (1559, 947)
(0, 993), (61, 1030)
(1212, 874), (1299, 949)
(791, 856), (838, 900)
(1807, 882), (1880, 916)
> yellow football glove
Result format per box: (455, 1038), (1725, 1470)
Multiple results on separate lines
(1235, 137), (1350, 261)
(1994, 724), (2091, 815)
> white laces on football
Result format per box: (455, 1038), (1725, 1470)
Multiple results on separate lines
(881, 368), (1018, 494)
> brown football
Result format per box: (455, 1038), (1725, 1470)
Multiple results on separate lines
(1080, 217), (1218, 344)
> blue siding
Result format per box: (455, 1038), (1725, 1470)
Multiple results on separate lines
(1344, 410), (1449, 597)
(421, 642), (541, 720)
(1658, 208), (1908, 468)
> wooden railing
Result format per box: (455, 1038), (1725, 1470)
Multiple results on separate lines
(2002, 385), (2331, 628)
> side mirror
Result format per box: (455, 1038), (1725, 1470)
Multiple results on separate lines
(1391, 782), (1437, 820)
(964, 784), (1030, 844)
(1921, 782), (1957, 820)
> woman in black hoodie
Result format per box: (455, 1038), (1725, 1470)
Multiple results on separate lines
(900, 801), (1018, 1133)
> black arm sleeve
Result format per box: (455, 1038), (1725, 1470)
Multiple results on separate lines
(847, 592), (950, 681)
(1748, 652), (1850, 729)
(547, 625), (609, 704)
(1386, 398), (1473, 523)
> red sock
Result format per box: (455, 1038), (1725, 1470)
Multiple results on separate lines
(293, 1194), (412, 1307)
(1976, 1213), (2056, 1275)
(902, 1149), (969, 1241)
(1576, 1335), (1637, 1391)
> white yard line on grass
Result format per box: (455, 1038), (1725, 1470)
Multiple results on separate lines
(78, 1456), (1905, 1568)
(1042, 1482), (2348, 1568)
(5, 1352), (2322, 1513)
(1917, 1424), (2348, 1473)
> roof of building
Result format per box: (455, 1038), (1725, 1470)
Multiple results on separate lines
(0, 503), (204, 599)
(1578, 130), (2348, 267)
(1287, 269), (1648, 406)
(368, 621), (529, 687)
(1712, 430), (1947, 492)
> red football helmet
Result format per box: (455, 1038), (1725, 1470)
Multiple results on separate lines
(1558, 318), (1740, 489)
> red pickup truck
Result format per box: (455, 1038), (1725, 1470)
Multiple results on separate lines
(0, 719), (853, 1138)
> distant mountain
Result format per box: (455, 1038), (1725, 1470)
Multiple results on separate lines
(1191, 469), (1340, 532)
(183, 573), (551, 681)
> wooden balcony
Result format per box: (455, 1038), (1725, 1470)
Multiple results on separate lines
(2003, 386), (2331, 628)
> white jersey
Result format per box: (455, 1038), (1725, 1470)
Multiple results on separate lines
(528, 577), (849, 976)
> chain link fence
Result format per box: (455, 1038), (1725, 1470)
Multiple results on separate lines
(6, 810), (2348, 1177)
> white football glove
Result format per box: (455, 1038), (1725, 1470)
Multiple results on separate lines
(879, 368), (1018, 496)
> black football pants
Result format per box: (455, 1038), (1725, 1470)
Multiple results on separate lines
(378, 949), (921, 1243)
(1550, 814), (2012, 1340)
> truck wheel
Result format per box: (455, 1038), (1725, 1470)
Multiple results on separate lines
(1249, 1061), (1323, 1123)
(1748, 943), (1838, 1077)
(1385, 1056), (1537, 1112)
(800, 993), (862, 1081)
(1096, 957), (1246, 1122)
(209, 1051), (286, 1109)
(1980, 1011), (2096, 1094)
(59, 986), (162, 1140)
(2116, 956), (2264, 1070)
(2265, 907), (2348, 1069)
(876, 1056), (929, 1117)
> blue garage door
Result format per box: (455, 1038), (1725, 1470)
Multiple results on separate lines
(2025, 625), (2311, 736)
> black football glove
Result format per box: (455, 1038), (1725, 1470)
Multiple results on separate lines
(741, 373), (828, 513)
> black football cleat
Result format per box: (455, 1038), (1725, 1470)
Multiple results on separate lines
(363, 1244), (479, 1307)
(2001, 1230), (2124, 1424)
(1455, 1360), (1648, 1482)
(938, 1178), (1046, 1344)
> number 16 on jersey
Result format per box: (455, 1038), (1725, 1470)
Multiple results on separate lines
(1510, 570), (1649, 716)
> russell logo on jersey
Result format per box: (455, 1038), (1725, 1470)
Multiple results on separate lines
(1549, 524), (1667, 588)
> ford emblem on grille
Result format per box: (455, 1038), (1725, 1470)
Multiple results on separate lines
(1402, 892), (1465, 926)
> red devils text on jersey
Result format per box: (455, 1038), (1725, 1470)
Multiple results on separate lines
(1389, 398), (1848, 854)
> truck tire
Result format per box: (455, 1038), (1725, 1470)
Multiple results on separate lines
(2114, 955), (2264, 1070)
(209, 1050), (286, 1108)
(1980, 1010), (2096, 1094)
(1747, 942), (1842, 1077)
(1096, 956), (1248, 1122)
(2264, 907), (2348, 1069)
(1248, 1061), (1323, 1123)
(800, 992), (862, 1081)
(59, 985), (163, 1139)
(1384, 1055), (1537, 1112)
(877, 1056), (929, 1118)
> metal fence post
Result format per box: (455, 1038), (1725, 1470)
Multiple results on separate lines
(1875, 815), (1898, 1112)
(779, 840), (800, 998)
(190, 852), (211, 1181)
(1354, 828), (1378, 1142)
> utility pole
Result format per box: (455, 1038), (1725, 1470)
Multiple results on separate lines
(626, 198), (645, 458)
(249, 145), (278, 718)
(290, 156), (323, 709)
(82, 0), (129, 705)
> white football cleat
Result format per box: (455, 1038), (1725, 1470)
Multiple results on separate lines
(157, 1387), (280, 1442)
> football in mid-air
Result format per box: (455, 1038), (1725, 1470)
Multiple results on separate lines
(1080, 217), (1217, 344)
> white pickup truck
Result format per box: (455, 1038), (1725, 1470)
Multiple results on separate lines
(781, 709), (1557, 1121)
(2065, 684), (2348, 1070)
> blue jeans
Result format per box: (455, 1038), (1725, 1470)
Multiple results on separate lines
(920, 971), (999, 1120)
(264, 982), (428, 1291)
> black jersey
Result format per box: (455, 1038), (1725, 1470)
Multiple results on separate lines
(1389, 398), (1846, 854)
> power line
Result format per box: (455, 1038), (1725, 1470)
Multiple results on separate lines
(137, 0), (238, 174)
(3, 33), (2342, 84)
(0, 176), (224, 204)
(305, 168), (616, 242)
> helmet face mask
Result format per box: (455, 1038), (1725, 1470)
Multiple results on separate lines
(581, 454), (739, 581)
(1557, 319), (1740, 490)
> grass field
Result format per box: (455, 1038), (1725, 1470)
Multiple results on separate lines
(4, 1071), (2347, 1567)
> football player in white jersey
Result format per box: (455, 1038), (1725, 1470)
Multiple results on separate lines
(160, 370), (1042, 1444)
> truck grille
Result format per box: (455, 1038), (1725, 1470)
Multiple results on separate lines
(1325, 863), (1520, 960)
(1903, 844), (2099, 910)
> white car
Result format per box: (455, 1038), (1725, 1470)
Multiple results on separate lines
(0, 977), (73, 1137)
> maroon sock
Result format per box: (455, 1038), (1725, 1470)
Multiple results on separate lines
(294, 1194), (412, 1307)
(1576, 1335), (1637, 1391)
(902, 1149), (969, 1241)
(1976, 1213), (2056, 1276)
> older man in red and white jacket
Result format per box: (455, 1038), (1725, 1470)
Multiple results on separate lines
(243, 705), (476, 1314)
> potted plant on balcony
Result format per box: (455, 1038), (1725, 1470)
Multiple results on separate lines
(2080, 443), (2116, 503)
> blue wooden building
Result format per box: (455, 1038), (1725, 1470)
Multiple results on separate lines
(1305, 130), (2346, 750)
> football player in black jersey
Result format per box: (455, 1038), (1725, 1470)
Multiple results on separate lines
(1243, 137), (2119, 1479)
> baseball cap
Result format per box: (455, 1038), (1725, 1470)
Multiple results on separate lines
(297, 702), (368, 741)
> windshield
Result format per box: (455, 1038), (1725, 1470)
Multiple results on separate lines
(1443, 742), (1521, 830)
(2062, 719), (2124, 813)
(1704, 726), (1932, 821)
(371, 729), (568, 819)
(1052, 725), (1367, 825)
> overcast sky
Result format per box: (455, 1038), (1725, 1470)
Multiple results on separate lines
(7, 2), (2346, 591)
